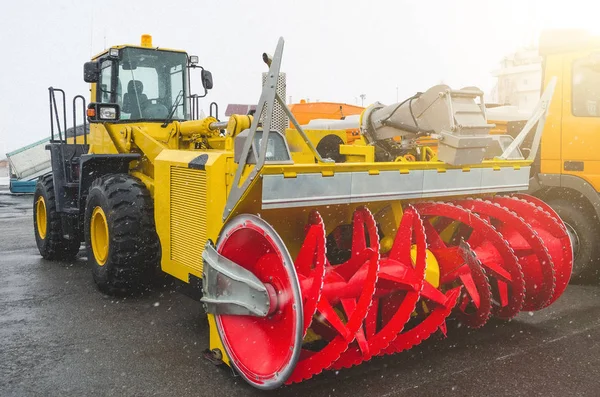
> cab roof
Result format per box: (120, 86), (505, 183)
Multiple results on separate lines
(91, 35), (187, 60)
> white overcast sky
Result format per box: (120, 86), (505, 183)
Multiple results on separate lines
(1, 0), (599, 154)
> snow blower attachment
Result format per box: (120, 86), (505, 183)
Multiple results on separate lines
(40, 35), (571, 391)
(194, 39), (571, 389)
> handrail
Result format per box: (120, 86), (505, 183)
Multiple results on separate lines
(73, 95), (87, 145)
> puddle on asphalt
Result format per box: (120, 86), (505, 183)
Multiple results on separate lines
(0, 190), (33, 219)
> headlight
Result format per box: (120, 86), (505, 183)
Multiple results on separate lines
(99, 106), (117, 120)
(87, 103), (121, 123)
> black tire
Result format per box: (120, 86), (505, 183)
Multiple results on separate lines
(547, 199), (600, 282)
(33, 175), (81, 260)
(316, 135), (345, 163)
(84, 174), (160, 294)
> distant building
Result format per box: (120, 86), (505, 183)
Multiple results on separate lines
(225, 104), (257, 117)
(491, 48), (542, 112)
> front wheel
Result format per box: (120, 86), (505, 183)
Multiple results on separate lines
(84, 174), (160, 294)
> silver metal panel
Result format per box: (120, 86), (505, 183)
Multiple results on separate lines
(201, 242), (270, 317)
(349, 170), (424, 203)
(262, 173), (353, 208)
(478, 166), (530, 194)
(261, 166), (531, 209)
(422, 168), (484, 197)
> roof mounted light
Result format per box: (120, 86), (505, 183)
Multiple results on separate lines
(189, 55), (199, 66)
(141, 34), (153, 48)
(108, 48), (119, 58)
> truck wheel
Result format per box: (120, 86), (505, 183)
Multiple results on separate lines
(547, 199), (600, 282)
(84, 174), (160, 294)
(34, 175), (81, 260)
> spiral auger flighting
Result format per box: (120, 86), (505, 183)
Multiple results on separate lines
(205, 194), (571, 388)
(496, 194), (573, 306)
(288, 206), (459, 381)
(415, 201), (526, 321)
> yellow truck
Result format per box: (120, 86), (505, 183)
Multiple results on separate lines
(498, 30), (600, 281)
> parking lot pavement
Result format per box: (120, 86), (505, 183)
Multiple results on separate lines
(2, 189), (600, 397)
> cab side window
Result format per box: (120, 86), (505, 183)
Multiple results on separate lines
(98, 60), (114, 104)
(572, 58), (600, 117)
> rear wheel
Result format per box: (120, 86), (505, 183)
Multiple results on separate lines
(84, 174), (160, 294)
(33, 175), (80, 260)
(547, 199), (599, 282)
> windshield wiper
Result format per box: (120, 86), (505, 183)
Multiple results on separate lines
(162, 90), (184, 127)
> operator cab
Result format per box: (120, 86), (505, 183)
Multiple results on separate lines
(83, 35), (212, 124)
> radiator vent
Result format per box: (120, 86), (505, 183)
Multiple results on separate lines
(170, 166), (208, 274)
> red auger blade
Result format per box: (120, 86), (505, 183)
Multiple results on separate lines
(385, 287), (461, 354)
(456, 198), (556, 311)
(294, 210), (327, 337)
(415, 202), (525, 320)
(424, 229), (492, 328)
(333, 206), (456, 368)
(494, 195), (572, 307)
(287, 207), (380, 384)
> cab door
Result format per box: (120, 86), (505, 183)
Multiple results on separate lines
(561, 50), (600, 191)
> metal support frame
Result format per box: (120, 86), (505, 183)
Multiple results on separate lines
(222, 37), (331, 221)
(498, 77), (557, 161)
(201, 242), (271, 317)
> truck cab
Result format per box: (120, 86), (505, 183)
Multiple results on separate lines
(530, 30), (600, 280)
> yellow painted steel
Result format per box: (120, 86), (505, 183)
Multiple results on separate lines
(153, 149), (230, 282)
(411, 247), (440, 288)
(339, 144), (375, 162)
(207, 314), (230, 366)
(535, 30), (600, 191)
(36, 196), (47, 239)
(90, 206), (109, 266)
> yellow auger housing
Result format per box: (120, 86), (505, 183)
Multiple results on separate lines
(34, 36), (572, 390)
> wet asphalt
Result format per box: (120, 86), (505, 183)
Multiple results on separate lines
(2, 188), (600, 397)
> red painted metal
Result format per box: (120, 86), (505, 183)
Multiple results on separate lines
(287, 207), (380, 384)
(213, 195), (572, 386)
(216, 219), (301, 388)
(493, 195), (572, 306)
(416, 202), (525, 320)
(456, 198), (556, 311)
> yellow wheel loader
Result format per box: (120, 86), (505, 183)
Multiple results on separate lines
(33, 35), (572, 389)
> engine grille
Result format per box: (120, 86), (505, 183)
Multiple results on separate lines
(170, 166), (208, 274)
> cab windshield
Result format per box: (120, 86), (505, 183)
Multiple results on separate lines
(98, 47), (188, 121)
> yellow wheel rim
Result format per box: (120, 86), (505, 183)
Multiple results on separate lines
(36, 196), (47, 239)
(91, 206), (109, 266)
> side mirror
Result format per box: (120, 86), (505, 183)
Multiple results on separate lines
(201, 70), (213, 90)
(83, 61), (100, 83)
